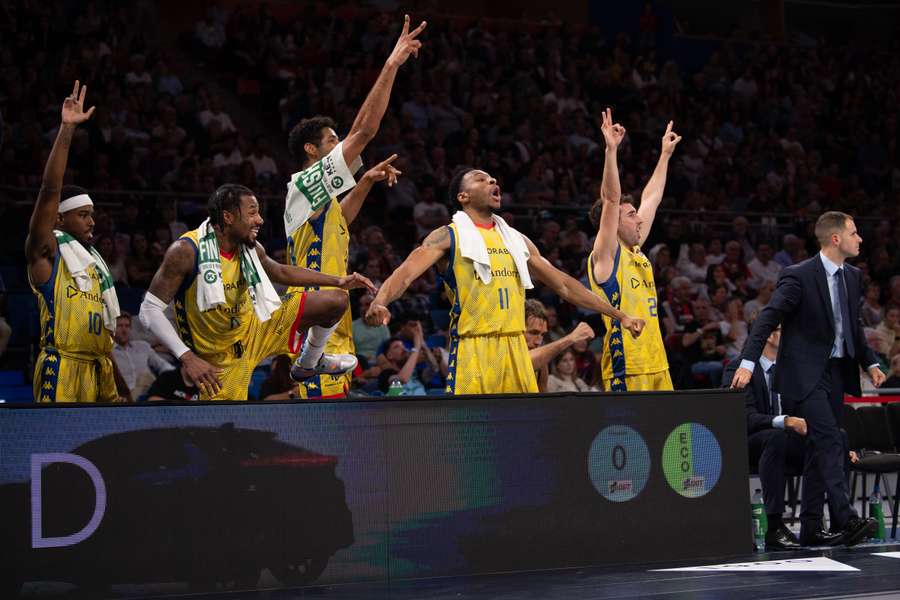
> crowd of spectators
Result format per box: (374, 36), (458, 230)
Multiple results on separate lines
(2, 1), (900, 397)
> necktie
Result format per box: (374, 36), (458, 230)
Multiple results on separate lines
(836, 268), (856, 358)
(767, 362), (779, 415)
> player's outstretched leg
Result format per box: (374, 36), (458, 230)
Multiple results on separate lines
(290, 290), (358, 381)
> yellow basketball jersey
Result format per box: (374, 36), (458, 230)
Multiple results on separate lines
(174, 229), (252, 358)
(30, 251), (113, 358)
(444, 223), (526, 337)
(587, 243), (668, 390)
(287, 198), (353, 398)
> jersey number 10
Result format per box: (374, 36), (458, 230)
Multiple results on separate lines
(87, 311), (103, 335)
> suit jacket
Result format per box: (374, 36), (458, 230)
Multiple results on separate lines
(739, 254), (879, 402)
(723, 359), (795, 435)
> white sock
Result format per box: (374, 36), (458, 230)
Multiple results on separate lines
(298, 323), (338, 368)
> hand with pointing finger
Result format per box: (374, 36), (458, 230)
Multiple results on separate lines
(363, 154), (402, 187)
(660, 120), (682, 156)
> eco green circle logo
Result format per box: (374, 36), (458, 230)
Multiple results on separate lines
(662, 423), (722, 498)
(331, 176), (344, 188)
(203, 270), (218, 284)
(588, 425), (650, 502)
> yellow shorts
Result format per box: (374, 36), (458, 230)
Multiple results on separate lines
(291, 304), (354, 400)
(201, 292), (307, 401)
(34, 349), (118, 403)
(446, 333), (538, 395)
(606, 370), (673, 392)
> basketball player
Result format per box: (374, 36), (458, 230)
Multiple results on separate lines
(26, 81), (118, 402)
(588, 108), (681, 391)
(365, 168), (645, 395)
(139, 185), (375, 400)
(283, 14), (424, 397)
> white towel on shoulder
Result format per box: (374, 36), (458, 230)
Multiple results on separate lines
(195, 219), (282, 322)
(54, 230), (120, 332)
(451, 211), (533, 289)
(284, 141), (362, 236)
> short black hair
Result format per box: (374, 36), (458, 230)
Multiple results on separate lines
(61, 185), (90, 203)
(448, 166), (475, 205)
(208, 184), (255, 228)
(588, 193), (635, 228)
(288, 116), (338, 162)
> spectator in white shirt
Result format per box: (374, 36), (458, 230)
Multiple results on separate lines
(111, 313), (175, 399)
(198, 95), (237, 134)
(677, 242), (712, 291)
(744, 280), (775, 323)
(412, 186), (449, 241)
(247, 137), (278, 179)
(747, 242), (782, 291)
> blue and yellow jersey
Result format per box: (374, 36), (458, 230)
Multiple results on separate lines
(443, 223), (527, 338)
(30, 251), (113, 358)
(173, 228), (252, 358)
(287, 198), (353, 398)
(286, 198), (353, 353)
(587, 242), (668, 389)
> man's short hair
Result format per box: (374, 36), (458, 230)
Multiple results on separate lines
(588, 193), (634, 228)
(448, 166), (474, 205)
(524, 299), (548, 324)
(61, 185), (90, 204)
(814, 211), (852, 247)
(116, 312), (132, 323)
(670, 276), (691, 289)
(287, 115), (337, 161)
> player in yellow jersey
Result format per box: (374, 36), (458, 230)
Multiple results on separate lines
(138, 184), (376, 400)
(283, 14), (424, 397)
(285, 116), (400, 398)
(25, 81), (120, 402)
(365, 167), (645, 396)
(588, 108), (682, 392)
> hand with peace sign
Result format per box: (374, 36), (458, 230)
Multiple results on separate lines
(386, 14), (427, 68)
(660, 120), (682, 157)
(600, 107), (626, 150)
(61, 80), (96, 126)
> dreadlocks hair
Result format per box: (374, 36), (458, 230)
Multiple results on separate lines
(287, 115), (338, 162)
(208, 184), (255, 229)
(448, 166), (475, 205)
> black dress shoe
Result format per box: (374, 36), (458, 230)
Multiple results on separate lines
(799, 528), (846, 547)
(765, 525), (802, 550)
(841, 517), (878, 547)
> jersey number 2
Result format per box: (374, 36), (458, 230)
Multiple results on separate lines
(647, 297), (658, 317)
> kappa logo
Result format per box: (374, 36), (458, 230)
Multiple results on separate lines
(203, 270), (218, 284)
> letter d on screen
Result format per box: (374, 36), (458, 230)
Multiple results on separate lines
(31, 453), (107, 549)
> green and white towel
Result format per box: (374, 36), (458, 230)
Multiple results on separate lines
(283, 141), (362, 236)
(54, 230), (120, 332)
(195, 218), (282, 322)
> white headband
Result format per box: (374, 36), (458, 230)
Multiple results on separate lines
(59, 193), (93, 213)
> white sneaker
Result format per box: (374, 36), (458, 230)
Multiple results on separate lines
(290, 353), (358, 381)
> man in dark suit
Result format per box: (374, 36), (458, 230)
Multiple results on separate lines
(730, 211), (885, 547)
(724, 327), (805, 550)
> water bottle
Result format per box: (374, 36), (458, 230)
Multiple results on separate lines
(386, 379), (405, 396)
(751, 489), (767, 551)
(869, 484), (887, 542)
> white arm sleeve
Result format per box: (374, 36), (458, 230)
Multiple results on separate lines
(139, 291), (190, 360)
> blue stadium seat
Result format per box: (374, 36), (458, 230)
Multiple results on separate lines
(0, 370), (24, 386)
(6, 292), (39, 346)
(247, 365), (270, 400)
(430, 309), (450, 332)
(0, 385), (34, 403)
(426, 334), (446, 349)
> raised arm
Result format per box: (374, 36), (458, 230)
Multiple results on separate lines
(255, 243), (376, 292)
(637, 121), (681, 246)
(530, 322), (594, 371)
(340, 154), (401, 226)
(26, 80), (96, 284)
(365, 226), (450, 326)
(591, 107), (626, 284)
(341, 15), (426, 166)
(524, 236), (645, 338)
